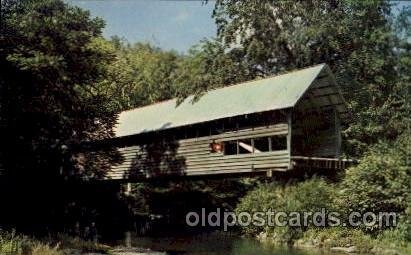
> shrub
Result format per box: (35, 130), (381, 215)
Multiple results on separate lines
(335, 134), (411, 232)
(377, 201), (411, 247)
(302, 227), (374, 252)
(236, 178), (335, 244)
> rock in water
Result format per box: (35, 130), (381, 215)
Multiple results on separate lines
(330, 246), (357, 253)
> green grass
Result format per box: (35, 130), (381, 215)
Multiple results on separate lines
(0, 230), (110, 255)
(299, 227), (411, 254)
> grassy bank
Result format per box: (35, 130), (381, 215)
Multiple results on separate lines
(241, 180), (411, 254)
(297, 227), (411, 254)
(0, 230), (110, 255)
(0, 230), (60, 255)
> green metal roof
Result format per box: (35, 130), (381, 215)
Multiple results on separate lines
(115, 64), (334, 137)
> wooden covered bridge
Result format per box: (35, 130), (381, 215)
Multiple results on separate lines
(85, 64), (353, 181)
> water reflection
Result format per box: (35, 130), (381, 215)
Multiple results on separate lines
(112, 232), (324, 255)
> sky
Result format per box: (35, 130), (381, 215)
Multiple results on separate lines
(66, 1), (410, 53)
(66, 0), (217, 53)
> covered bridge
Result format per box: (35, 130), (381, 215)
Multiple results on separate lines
(94, 64), (351, 180)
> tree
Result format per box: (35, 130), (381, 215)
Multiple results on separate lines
(212, 0), (410, 156)
(174, 40), (251, 100)
(335, 133), (411, 232)
(99, 41), (182, 111)
(0, 0), (117, 179)
(0, 0), (118, 230)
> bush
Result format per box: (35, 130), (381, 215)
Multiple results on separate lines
(377, 201), (411, 247)
(301, 222), (411, 254)
(236, 178), (335, 244)
(335, 134), (411, 232)
(235, 183), (282, 236)
(302, 227), (374, 252)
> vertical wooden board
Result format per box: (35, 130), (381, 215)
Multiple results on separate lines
(334, 107), (342, 157)
(287, 111), (292, 169)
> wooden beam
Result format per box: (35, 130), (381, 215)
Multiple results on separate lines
(287, 111), (293, 170)
(334, 107), (342, 157)
(312, 92), (340, 99)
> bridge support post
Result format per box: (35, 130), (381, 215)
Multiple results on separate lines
(123, 183), (132, 196)
(287, 111), (293, 170)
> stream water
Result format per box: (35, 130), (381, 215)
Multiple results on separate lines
(109, 232), (330, 255)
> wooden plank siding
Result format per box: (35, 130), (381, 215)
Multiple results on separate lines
(106, 123), (290, 180)
(291, 100), (339, 158)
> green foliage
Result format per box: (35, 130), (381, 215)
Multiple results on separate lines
(0, 230), (62, 255)
(0, 0), (117, 179)
(236, 178), (335, 244)
(0, 230), (25, 254)
(301, 227), (375, 252)
(174, 40), (252, 100)
(335, 133), (411, 229)
(301, 224), (411, 253)
(0, 231), (110, 255)
(100, 41), (182, 111)
(0, 0), (125, 232)
(377, 218), (411, 248)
